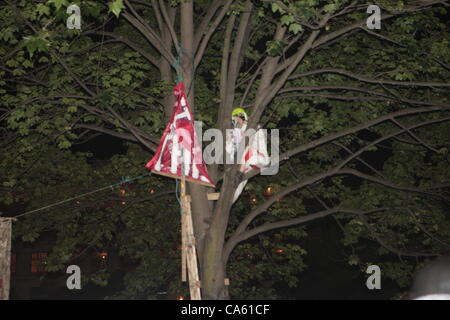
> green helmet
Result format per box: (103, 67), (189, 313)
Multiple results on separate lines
(231, 108), (248, 121)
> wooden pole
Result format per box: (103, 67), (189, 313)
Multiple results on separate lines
(0, 218), (15, 300)
(181, 198), (187, 282)
(180, 177), (202, 300)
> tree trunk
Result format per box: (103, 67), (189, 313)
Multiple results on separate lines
(201, 220), (229, 299)
(200, 168), (236, 299)
(179, 0), (224, 299)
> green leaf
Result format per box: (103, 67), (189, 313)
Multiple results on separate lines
(47, 0), (69, 10)
(271, 3), (281, 13)
(109, 0), (125, 18)
(23, 60), (33, 68)
(323, 4), (337, 13)
(38, 56), (49, 63)
(289, 23), (302, 34)
(23, 36), (50, 57)
(266, 40), (286, 56)
(37, 4), (51, 16)
(86, 2), (102, 18)
(280, 15), (294, 26)
(58, 139), (72, 149)
(84, 115), (96, 122)
(348, 254), (360, 266)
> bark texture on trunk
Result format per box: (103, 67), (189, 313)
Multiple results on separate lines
(180, 0), (227, 299)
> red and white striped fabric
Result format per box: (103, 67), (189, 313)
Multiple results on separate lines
(145, 82), (215, 187)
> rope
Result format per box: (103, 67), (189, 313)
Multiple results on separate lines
(13, 173), (152, 219)
(171, 42), (196, 97)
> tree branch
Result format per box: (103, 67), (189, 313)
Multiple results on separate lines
(335, 116), (450, 171)
(74, 124), (155, 149)
(358, 214), (440, 258)
(339, 168), (449, 201)
(311, 0), (444, 50)
(245, 105), (450, 182)
(279, 85), (395, 100)
(84, 31), (160, 67)
(122, 12), (175, 64)
(157, 0), (180, 53)
(250, 14), (331, 128)
(288, 68), (450, 88)
(194, 1), (234, 69)
(105, 106), (158, 151)
(223, 207), (388, 263)
(235, 114), (450, 241)
(217, 0), (253, 133)
(390, 118), (440, 153)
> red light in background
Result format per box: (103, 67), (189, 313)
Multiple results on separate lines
(99, 252), (108, 260)
(263, 186), (273, 197)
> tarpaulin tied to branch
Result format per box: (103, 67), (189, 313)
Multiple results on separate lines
(145, 82), (215, 187)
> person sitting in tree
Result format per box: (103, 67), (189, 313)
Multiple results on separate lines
(226, 108), (270, 203)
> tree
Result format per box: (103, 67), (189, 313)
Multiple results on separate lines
(1, 0), (449, 299)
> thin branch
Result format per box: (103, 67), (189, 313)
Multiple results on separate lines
(392, 136), (446, 148)
(218, 13), (236, 122)
(406, 208), (450, 250)
(390, 118), (440, 153)
(194, 0), (227, 51)
(84, 31), (160, 67)
(217, 0), (253, 132)
(332, 141), (388, 180)
(358, 214), (439, 258)
(329, 1), (360, 19)
(335, 116), (450, 171)
(339, 168), (449, 201)
(250, 14), (331, 128)
(311, 0), (444, 50)
(244, 105), (450, 182)
(223, 207), (388, 263)
(50, 53), (97, 97)
(274, 92), (449, 107)
(235, 115), (450, 240)
(261, 0), (321, 30)
(279, 85), (394, 100)
(157, 0), (180, 53)
(194, 0), (234, 69)
(150, 0), (164, 31)
(74, 124), (151, 148)
(105, 106), (158, 151)
(288, 68), (450, 88)
(122, 12), (175, 64)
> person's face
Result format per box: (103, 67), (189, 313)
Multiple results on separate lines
(232, 116), (244, 128)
